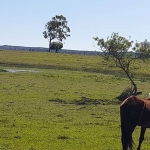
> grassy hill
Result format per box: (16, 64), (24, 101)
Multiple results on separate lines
(0, 50), (150, 80)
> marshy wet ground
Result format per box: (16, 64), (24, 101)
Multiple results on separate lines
(4, 69), (39, 73)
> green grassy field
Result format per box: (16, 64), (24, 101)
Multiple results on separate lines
(0, 50), (150, 150)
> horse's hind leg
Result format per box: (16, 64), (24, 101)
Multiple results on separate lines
(137, 127), (146, 150)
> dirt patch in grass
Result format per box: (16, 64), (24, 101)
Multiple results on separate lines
(49, 97), (120, 105)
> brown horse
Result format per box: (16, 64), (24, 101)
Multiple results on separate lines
(120, 95), (150, 150)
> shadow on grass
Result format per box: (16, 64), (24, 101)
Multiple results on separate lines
(49, 99), (67, 104)
(49, 97), (120, 105)
(57, 135), (69, 140)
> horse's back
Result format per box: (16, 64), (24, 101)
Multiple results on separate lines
(120, 96), (144, 108)
(120, 96), (150, 127)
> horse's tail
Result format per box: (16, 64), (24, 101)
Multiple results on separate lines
(120, 104), (134, 150)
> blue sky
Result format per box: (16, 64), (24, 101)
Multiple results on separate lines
(0, 0), (150, 51)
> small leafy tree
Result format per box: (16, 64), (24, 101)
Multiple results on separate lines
(50, 42), (63, 53)
(94, 32), (150, 100)
(43, 15), (70, 52)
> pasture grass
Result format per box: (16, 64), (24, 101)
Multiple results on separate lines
(0, 99), (121, 150)
(0, 69), (149, 102)
(0, 50), (150, 149)
(1, 97), (150, 150)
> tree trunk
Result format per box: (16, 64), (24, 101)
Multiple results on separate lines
(49, 40), (51, 52)
(124, 70), (139, 96)
(117, 58), (142, 97)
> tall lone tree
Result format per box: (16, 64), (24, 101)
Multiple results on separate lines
(94, 32), (150, 99)
(43, 15), (70, 52)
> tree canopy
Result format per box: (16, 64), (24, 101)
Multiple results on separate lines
(94, 32), (150, 99)
(43, 15), (70, 52)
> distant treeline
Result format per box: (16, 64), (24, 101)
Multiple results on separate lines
(0, 45), (99, 55)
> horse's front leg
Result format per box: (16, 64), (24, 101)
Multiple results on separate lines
(137, 127), (146, 150)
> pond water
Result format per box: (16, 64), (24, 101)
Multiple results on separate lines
(4, 69), (39, 73)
